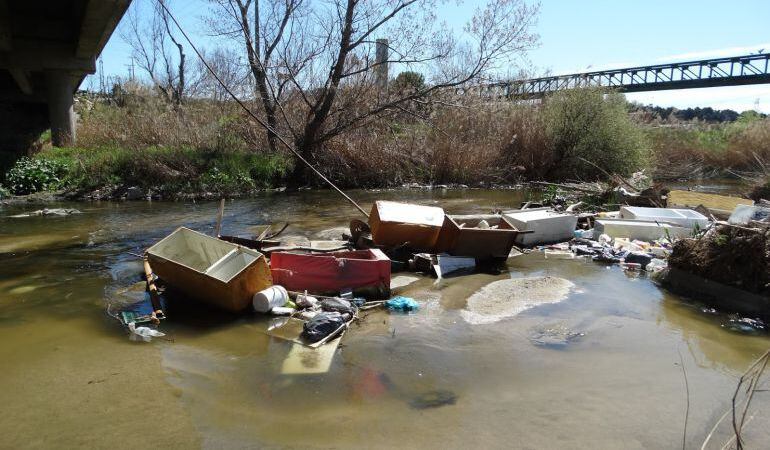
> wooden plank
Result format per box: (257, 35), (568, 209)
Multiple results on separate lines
(667, 190), (753, 216)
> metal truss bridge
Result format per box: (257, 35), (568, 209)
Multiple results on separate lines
(484, 52), (770, 99)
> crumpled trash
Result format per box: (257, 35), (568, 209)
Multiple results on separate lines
(128, 322), (165, 342)
(593, 249), (623, 264)
(303, 312), (346, 343)
(385, 296), (419, 312)
(624, 251), (653, 269)
(321, 298), (355, 314)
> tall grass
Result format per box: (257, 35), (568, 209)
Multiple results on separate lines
(5, 86), (668, 195)
(646, 114), (770, 179)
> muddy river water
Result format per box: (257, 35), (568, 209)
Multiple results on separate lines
(1, 188), (769, 449)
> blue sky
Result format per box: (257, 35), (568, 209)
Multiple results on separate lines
(90, 0), (770, 112)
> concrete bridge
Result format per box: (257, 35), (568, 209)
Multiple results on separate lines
(0, 0), (130, 158)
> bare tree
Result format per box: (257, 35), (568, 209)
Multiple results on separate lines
(206, 0), (540, 182)
(208, 0), (306, 153)
(195, 47), (252, 103)
(121, 0), (189, 105)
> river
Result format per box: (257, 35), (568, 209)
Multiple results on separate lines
(0, 188), (768, 449)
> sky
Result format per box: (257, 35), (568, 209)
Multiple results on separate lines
(89, 0), (770, 112)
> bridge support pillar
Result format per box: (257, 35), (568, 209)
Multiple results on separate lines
(45, 71), (76, 147)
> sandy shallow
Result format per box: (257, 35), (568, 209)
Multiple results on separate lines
(461, 276), (575, 324)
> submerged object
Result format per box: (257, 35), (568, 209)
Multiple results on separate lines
(146, 227), (272, 312)
(270, 249), (391, 297)
(368, 201), (445, 251)
(504, 208), (577, 247)
(435, 214), (522, 260)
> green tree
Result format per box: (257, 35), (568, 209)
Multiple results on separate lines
(392, 71), (425, 92)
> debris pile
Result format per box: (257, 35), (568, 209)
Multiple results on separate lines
(113, 180), (770, 358)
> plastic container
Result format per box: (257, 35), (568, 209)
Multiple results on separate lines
(253, 285), (289, 313)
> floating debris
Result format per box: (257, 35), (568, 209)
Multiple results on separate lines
(721, 316), (767, 335)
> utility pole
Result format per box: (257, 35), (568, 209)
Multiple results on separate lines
(99, 58), (105, 94)
(375, 38), (389, 91)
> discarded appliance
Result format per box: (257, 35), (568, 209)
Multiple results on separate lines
(593, 219), (691, 241)
(412, 253), (475, 278)
(619, 206), (710, 229)
(667, 190), (753, 219)
(435, 214), (523, 260)
(504, 208), (577, 246)
(368, 201), (444, 250)
(146, 227), (272, 312)
(270, 249), (391, 298)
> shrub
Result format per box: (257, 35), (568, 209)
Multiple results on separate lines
(542, 88), (648, 180)
(5, 156), (68, 195)
(392, 71), (425, 92)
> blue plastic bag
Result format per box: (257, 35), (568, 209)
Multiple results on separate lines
(385, 296), (419, 312)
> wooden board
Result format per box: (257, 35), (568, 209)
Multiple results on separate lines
(667, 190), (752, 217)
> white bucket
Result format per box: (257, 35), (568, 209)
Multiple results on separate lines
(253, 285), (289, 313)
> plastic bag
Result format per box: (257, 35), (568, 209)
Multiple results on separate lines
(321, 298), (355, 314)
(385, 296), (419, 312)
(302, 312), (346, 343)
(128, 322), (165, 342)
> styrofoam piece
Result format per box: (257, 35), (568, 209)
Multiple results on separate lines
(504, 209), (577, 246)
(620, 206), (710, 229)
(594, 219), (691, 241)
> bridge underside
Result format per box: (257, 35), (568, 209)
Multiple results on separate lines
(0, 0), (129, 165)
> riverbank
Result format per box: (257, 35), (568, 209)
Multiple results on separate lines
(2, 88), (769, 200)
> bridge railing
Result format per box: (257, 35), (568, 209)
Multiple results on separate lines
(488, 53), (770, 99)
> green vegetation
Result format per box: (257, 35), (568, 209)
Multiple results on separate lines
(5, 157), (68, 195)
(4, 146), (291, 198)
(393, 71), (426, 92)
(4, 84), (770, 199)
(645, 111), (770, 178)
(541, 89), (648, 179)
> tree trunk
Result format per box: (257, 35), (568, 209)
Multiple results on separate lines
(288, 134), (315, 188)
